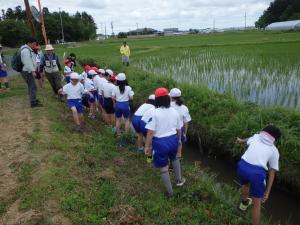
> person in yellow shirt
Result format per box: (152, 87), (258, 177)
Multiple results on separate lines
(120, 41), (130, 66)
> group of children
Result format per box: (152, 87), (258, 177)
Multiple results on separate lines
(58, 62), (281, 225)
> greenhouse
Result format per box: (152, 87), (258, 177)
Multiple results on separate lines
(266, 20), (300, 31)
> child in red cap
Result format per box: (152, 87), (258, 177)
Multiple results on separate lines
(145, 87), (186, 196)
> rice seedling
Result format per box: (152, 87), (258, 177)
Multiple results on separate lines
(134, 47), (300, 110)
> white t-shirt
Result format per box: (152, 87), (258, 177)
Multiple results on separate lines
(62, 82), (85, 99)
(146, 107), (181, 138)
(81, 71), (88, 80)
(93, 75), (108, 95)
(171, 101), (192, 127)
(134, 103), (155, 117)
(35, 52), (41, 63)
(103, 82), (115, 98)
(141, 107), (155, 124)
(241, 133), (280, 171)
(112, 85), (134, 102)
(64, 65), (72, 76)
(84, 78), (95, 92)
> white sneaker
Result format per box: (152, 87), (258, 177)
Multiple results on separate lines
(176, 177), (186, 187)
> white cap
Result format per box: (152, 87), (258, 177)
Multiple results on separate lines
(98, 69), (105, 74)
(88, 70), (97, 75)
(116, 73), (126, 81)
(78, 74), (84, 80)
(106, 69), (113, 76)
(169, 88), (181, 97)
(45, 44), (54, 51)
(148, 94), (155, 100)
(70, 72), (79, 80)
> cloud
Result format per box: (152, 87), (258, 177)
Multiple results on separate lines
(0, 0), (272, 33)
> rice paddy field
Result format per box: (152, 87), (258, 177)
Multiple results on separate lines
(52, 31), (300, 196)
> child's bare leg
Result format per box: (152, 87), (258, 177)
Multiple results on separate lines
(251, 197), (261, 225)
(124, 118), (130, 133)
(116, 117), (122, 135)
(137, 133), (143, 148)
(109, 114), (115, 127)
(177, 144), (183, 158)
(78, 113), (84, 125)
(71, 107), (80, 125)
(241, 184), (250, 201)
(91, 103), (96, 115)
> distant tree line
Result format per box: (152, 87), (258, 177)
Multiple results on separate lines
(256, 0), (300, 28)
(117, 28), (158, 38)
(0, 5), (97, 47)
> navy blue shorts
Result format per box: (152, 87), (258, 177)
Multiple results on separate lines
(98, 94), (104, 107)
(237, 159), (266, 198)
(115, 101), (130, 119)
(152, 134), (178, 168)
(132, 115), (142, 133)
(65, 76), (71, 83)
(140, 120), (148, 137)
(67, 99), (83, 113)
(86, 93), (96, 104)
(104, 97), (115, 114)
(0, 69), (7, 78)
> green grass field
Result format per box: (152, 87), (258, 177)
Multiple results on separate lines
(0, 77), (279, 225)
(1, 31), (299, 224)
(53, 31), (300, 195)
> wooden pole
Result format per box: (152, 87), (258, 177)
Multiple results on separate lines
(38, 0), (48, 45)
(24, 0), (35, 37)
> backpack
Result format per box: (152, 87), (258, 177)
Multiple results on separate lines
(11, 46), (29, 72)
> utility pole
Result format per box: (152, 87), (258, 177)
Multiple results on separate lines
(104, 23), (107, 39)
(38, 0), (48, 45)
(24, 0), (35, 37)
(59, 8), (65, 43)
(110, 21), (114, 35)
(213, 18), (215, 31)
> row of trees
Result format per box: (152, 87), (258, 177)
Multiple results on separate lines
(256, 0), (300, 28)
(0, 6), (97, 47)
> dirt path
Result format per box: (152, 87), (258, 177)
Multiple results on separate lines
(0, 98), (32, 200)
(0, 98), (35, 225)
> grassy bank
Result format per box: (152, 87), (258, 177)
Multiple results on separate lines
(122, 67), (300, 196)
(52, 31), (300, 196)
(0, 77), (278, 224)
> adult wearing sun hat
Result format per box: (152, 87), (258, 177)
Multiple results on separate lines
(144, 87), (186, 196)
(40, 44), (63, 97)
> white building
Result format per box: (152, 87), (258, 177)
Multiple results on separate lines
(266, 20), (300, 31)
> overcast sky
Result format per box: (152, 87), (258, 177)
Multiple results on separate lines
(0, 0), (272, 33)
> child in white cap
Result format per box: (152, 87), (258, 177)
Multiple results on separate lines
(93, 68), (108, 116)
(102, 71), (116, 127)
(169, 88), (192, 159)
(112, 73), (134, 136)
(85, 70), (98, 119)
(59, 72), (86, 132)
(132, 94), (155, 152)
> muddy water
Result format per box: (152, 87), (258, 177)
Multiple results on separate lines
(183, 143), (300, 225)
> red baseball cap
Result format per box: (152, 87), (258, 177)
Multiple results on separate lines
(155, 87), (169, 97)
(84, 65), (91, 70)
(64, 59), (71, 65)
(91, 66), (98, 71)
